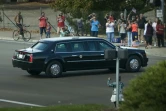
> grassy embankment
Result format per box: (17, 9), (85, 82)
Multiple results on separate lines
(0, 104), (116, 111)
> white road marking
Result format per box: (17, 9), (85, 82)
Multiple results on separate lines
(0, 99), (45, 107)
(0, 39), (35, 44)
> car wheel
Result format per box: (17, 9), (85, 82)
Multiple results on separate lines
(27, 70), (41, 75)
(46, 61), (62, 78)
(126, 56), (141, 72)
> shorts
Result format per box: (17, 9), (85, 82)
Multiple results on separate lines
(120, 33), (126, 40)
(132, 32), (138, 41)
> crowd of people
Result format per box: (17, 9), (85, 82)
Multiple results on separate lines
(14, 11), (165, 48)
(104, 12), (165, 48)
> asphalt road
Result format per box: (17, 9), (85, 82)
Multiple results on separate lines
(0, 40), (165, 108)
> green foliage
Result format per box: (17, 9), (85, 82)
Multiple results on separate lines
(50, 0), (154, 35)
(120, 60), (166, 111)
(0, 0), (5, 5)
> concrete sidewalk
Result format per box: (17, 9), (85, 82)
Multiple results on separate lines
(0, 30), (166, 57)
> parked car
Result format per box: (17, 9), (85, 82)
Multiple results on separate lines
(12, 37), (148, 77)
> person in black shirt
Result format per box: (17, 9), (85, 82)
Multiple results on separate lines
(137, 13), (147, 43)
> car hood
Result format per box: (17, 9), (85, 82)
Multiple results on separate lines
(120, 46), (139, 50)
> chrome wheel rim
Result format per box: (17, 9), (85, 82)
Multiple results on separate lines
(130, 59), (139, 70)
(50, 64), (60, 75)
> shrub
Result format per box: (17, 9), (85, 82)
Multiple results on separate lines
(120, 60), (166, 111)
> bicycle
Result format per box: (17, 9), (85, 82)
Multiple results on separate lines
(13, 24), (31, 42)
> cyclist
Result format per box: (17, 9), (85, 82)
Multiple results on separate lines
(14, 11), (23, 37)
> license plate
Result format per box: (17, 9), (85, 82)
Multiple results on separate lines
(17, 54), (25, 59)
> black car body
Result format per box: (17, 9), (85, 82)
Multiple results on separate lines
(12, 37), (148, 77)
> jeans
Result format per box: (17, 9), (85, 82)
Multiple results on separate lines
(106, 32), (114, 43)
(16, 23), (23, 35)
(91, 31), (98, 37)
(156, 34), (164, 47)
(127, 31), (132, 46)
(46, 32), (50, 38)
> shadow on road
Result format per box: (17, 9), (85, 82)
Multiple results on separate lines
(24, 68), (145, 79)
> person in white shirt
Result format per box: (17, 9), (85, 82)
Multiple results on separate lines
(119, 20), (126, 46)
(152, 17), (159, 46)
(106, 19), (115, 43)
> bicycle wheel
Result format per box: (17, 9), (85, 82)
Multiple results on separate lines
(23, 31), (31, 42)
(13, 30), (20, 41)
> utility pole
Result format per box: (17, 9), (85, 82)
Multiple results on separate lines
(116, 47), (119, 108)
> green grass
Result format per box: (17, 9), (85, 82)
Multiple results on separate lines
(0, 104), (115, 111)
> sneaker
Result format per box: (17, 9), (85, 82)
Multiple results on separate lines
(154, 43), (156, 46)
(141, 40), (144, 43)
(19, 35), (22, 37)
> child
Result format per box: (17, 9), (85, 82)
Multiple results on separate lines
(107, 76), (124, 108)
(46, 22), (51, 38)
(59, 27), (67, 37)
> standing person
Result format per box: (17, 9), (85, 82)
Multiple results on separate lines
(131, 20), (138, 41)
(106, 19), (114, 43)
(144, 20), (153, 49)
(156, 20), (165, 47)
(137, 13), (147, 43)
(152, 17), (159, 46)
(107, 76), (124, 108)
(46, 22), (51, 38)
(57, 12), (65, 34)
(14, 11), (23, 36)
(119, 20), (126, 46)
(90, 16), (100, 37)
(38, 12), (48, 39)
(77, 19), (84, 36)
(126, 20), (132, 47)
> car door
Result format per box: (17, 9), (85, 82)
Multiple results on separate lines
(66, 41), (87, 70)
(95, 40), (116, 68)
(54, 42), (73, 70)
(81, 40), (103, 69)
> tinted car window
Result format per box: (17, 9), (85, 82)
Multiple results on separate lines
(71, 42), (85, 52)
(87, 41), (97, 51)
(32, 42), (48, 50)
(98, 41), (112, 51)
(56, 43), (67, 52)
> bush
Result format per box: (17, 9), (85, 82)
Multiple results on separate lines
(120, 60), (166, 111)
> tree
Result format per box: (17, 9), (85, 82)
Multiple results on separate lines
(50, 0), (153, 35)
(120, 60), (166, 111)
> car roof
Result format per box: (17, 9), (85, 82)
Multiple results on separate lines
(40, 36), (103, 42)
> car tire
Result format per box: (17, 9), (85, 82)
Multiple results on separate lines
(126, 56), (141, 72)
(46, 61), (62, 78)
(27, 70), (41, 75)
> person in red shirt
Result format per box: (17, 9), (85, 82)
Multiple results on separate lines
(39, 12), (48, 39)
(156, 20), (165, 47)
(57, 12), (65, 34)
(131, 20), (138, 41)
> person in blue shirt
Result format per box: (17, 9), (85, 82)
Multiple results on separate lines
(107, 76), (124, 108)
(90, 16), (101, 37)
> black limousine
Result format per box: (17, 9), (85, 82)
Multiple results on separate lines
(12, 37), (148, 77)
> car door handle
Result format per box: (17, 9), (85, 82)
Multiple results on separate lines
(101, 54), (104, 55)
(72, 55), (78, 57)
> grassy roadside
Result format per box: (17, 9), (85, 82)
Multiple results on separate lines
(0, 104), (116, 111)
